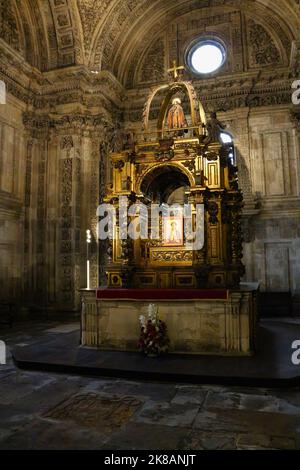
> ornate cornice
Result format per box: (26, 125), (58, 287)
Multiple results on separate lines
(125, 71), (297, 122)
(22, 111), (117, 139)
(0, 26), (298, 123)
(0, 41), (124, 113)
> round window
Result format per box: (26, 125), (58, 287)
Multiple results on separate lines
(186, 39), (226, 75)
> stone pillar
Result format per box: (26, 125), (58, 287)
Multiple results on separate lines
(80, 289), (98, 346)
(45, 134), (59, 305)
(55, 118), (113, 310)
(290, 110), (300, 313)
(58, 133), (85, 310)
(35, 139), (48, 304)
(23, 115), (50, 307)
(81, 133), (102, 291)
(23, 137), (34, 299)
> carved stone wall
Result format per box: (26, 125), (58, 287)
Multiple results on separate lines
(0, 0), (23, 53)
(0, 96), (26, 303)
(123, 7), (290, 88)
(137, 36), (166, 85)
(0, 1), (298, 75)
(241, 109), (300, 298)
(247, 20), (281, 68)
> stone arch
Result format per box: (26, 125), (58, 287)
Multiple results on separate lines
(0, 0), (25, 55)
(88, 0), (298, 87)
(48, 0), (85, 69)
(1, 0), (86, 71)
(2, 0), (299, 75)
(142, 81), (202, 133)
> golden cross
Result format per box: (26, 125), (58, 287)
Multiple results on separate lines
(168, 60), (185, 80)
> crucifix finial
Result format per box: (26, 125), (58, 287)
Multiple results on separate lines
(168, 60), (185, 80)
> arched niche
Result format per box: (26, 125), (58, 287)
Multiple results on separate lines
(142, 81), (206, 138)
(138, 163), (194, 203)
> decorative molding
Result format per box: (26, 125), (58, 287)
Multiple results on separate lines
(247, 19), (281, 68)
(77, 0), (111, 55)
(59, 155), (74, 304)
(138, 37), (166, 85)
(290, 40), (300, 73)
(49, 0), (84, 67)
(0, 0), (22, 53)
(151, 251), (193, 263)
(0, 0), (297, 78)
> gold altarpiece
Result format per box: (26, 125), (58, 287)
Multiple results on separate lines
(80, 71), (258, 356)
(103, 79), (245, 291)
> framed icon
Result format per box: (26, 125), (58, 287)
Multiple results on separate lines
(163, 217), (184, 247)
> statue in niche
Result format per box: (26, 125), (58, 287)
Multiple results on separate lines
(167, 98), (187, 129)
(204, 112), (226, 144)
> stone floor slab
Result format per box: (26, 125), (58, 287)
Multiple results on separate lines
(135, 401), (199, 427)
(1, 320), (300, 450)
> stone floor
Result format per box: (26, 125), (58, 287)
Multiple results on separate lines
(1, 320), (300, 450)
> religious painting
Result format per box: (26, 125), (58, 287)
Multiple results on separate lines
(163, 217), (184, 247)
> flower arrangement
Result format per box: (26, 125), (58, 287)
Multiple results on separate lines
(138, 304), (170, 357)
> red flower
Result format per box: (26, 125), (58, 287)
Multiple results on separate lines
(138, 317), (170, 356)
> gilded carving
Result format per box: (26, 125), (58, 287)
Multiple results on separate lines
(151, 251), (193, 262)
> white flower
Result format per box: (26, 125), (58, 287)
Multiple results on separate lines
(148, 303), (159, 324)
(148, 303), (157, 316)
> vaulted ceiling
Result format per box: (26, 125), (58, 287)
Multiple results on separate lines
(1, 0), (300, 86)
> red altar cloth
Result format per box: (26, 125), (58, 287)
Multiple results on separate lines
(96, 288), (228, 301)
